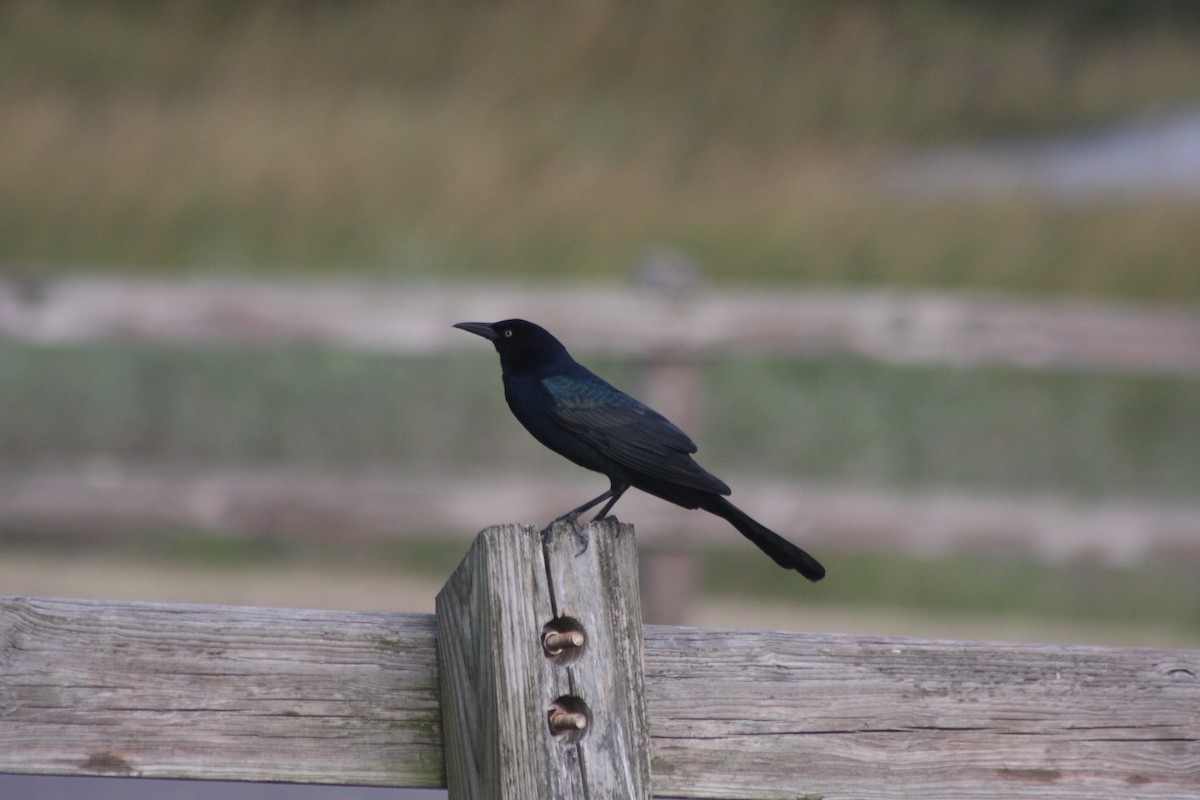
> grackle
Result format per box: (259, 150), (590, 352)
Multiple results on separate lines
(453, 319), (825, 581)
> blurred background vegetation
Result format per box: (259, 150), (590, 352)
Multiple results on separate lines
(2, 1), (1200, 648)
(5, 0), (1200, 296)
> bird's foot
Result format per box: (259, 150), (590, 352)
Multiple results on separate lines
(569, 519), (589, 556)
(542, 513), (589, 556)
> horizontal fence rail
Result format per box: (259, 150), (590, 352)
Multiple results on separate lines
(4, 464), (1200, 564)
(2, 275), (1199, 374)
(2, 593), (1198, 799)
(3, 275), (1198, 574)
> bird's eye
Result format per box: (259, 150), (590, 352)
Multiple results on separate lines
(503, 329), (513, 338)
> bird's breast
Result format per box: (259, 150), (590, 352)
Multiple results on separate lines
(502, 374), (623, 477)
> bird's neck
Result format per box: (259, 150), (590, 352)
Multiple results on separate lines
(499, 345), (575, 380)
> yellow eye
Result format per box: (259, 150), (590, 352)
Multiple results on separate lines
(503, 329), (514, 338)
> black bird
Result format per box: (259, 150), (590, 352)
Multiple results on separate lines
(453, 319), (825, 581)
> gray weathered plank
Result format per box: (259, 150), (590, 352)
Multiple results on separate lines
(2, 276), (1198, 374)
(0, 596), (444, 787)
(435, 520), (650, 799)
(2, 593), (1198, 798)
(7, 465), (1200, 565)
(542, 519), (651, 798)
(435, 522), (563, 798)
(645, 627), (1200, 799)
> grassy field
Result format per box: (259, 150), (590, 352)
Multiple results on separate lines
(3, 2), (1200, 298)
(4, 3), (1199, 644)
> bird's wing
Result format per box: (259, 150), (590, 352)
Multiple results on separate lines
(542, 373), (731, 494)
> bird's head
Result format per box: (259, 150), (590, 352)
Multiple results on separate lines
(453, 319), (571, 375)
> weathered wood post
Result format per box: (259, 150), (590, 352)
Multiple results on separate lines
(435, 519), (651, 800)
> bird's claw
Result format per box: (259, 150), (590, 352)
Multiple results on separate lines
(542, 514), (590, 557)
(570, 520), (588, 556)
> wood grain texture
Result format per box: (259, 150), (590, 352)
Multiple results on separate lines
(3, 586), (1199, 797)
(543, 519), (652, 799)
(435, 522), (564, 799)
(0, 596), (444, 786)
(645, 627), (1200, 799)
(435, 520), (650, 800)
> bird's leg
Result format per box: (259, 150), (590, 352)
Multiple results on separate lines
(591, 482), (629, 522)
(551, 489), (615, 526)
(544, 481), (628, 555)
(542, 490), (608, 553)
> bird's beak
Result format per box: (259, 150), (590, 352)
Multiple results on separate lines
(452, 321), (498, 342)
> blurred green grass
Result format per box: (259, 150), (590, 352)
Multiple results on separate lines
(3, 341), (1197, 499)
(3, 2), (1200, 298)
(4, 2), (1200, 641)
(702, 546), (1200, 642)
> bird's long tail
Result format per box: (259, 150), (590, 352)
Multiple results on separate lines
(701, 495), (825, 582)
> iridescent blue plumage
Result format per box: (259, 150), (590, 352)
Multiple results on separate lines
(453, 318), (825, 581)
(541, 372), (731, 495)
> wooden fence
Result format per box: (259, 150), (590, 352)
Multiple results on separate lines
(3, 276), (1199, 563)
(4, 274), (1199, 624)
(2, 521), (1198, 799)
(2, 275), (1199, 374)
(6, 464), (1200, 565)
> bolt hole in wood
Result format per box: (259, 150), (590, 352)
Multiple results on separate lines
(547, 695), (590, 744)
(541, 616), (587, 665)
